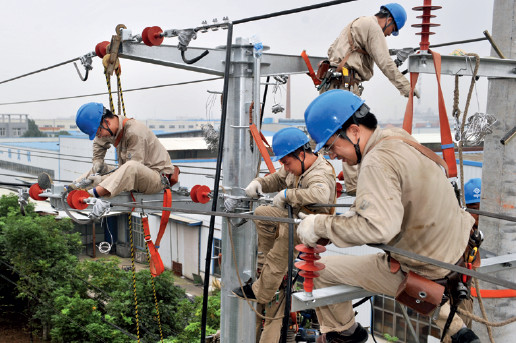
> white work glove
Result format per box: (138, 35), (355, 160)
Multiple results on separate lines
(92, 161), (109, 174)
(297, 212), (320, 248)
(404, 88), (421, 99)
(272, 189), (288, 209)
(394, 47), (413, 67)
(88, 198), (111, 220)
(87, 174), (102, 188)
(245, 180), (263, 198)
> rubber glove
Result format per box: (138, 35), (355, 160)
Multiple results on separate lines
(272, 189), (288, 208)
(297, 212), (320, 247)
(92, 161), (109, 174)
(87, 174), (102, 188)
(88, 198), (111, 220)
(245, 180), (263, 198)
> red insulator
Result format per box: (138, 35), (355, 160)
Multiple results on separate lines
(141, 26), (164, 47)
(412, 0), (442, 51)
(29, 183), (47, 201)
(190, 185), (201, 202)
(295, 244), (326, 294)
(336, 182), (343, 198)
(71, 190), (90, 210)
(95, 41), (110, 58)
(196, 185), (211, 204)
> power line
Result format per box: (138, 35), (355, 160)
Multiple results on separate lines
(0, 77), (222, 106)
(0, 57), (81, 85)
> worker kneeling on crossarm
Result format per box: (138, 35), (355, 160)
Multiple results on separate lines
(232, 127), (336, 343)
(297, 90), (480, 343)
(71, 103), (180, 214)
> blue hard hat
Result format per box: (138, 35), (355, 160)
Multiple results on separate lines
(76, 102), (104, 140)
(381, 3), (407, 36)
(271, 127), (310, 162)
(464, 178), (481, 204)
(304, 90), (365, 153)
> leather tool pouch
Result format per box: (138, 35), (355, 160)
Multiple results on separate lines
(395, 271), (445, 315)
(316, 60), (330, 80)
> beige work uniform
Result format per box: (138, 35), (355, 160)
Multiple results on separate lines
(311, 128), (474, 337)
(251, 155), (336, 341)
(81, 116), (175, 198)
(325, 16), (411, 97)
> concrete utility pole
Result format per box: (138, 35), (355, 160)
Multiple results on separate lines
(476, 1), (516, 341)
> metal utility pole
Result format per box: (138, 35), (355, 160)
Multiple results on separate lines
(476, 1), (516, 341)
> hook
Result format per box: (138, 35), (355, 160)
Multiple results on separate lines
(73, 62), (89, 81)
(181, 49), (209, 65)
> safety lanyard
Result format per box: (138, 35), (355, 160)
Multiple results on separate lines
(403, 50), (457, 177)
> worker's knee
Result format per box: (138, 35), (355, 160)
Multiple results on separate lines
(254, 205), (269, 216)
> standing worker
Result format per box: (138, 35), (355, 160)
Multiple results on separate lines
(318, 3), (418, 195)
(71, 102), (180, 216)
(232, 127), (336, 343)
(297, 90), (480, 343)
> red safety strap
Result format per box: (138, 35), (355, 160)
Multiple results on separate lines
(471, 288), (516, 298)
(403, 50), (457, 178)
(249, 123), (276, 173)
(301, 50), (321, 86)
(154, 188), (172, 249)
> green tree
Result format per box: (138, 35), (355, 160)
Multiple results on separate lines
(22, 119), (46, 137)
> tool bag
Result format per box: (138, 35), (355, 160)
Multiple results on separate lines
(395, 271), (445, 315)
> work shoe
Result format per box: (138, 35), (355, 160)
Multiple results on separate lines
(451, 328), (480, 343)
(232, 283), (257, 302)
(325, 323), (368, 343)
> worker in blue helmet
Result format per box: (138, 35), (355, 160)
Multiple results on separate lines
(71, 103), (179, 217)
(297, 90), (480, 343)
(318, 3), (416, 197)
(320, 3), (415, 97)
(232, 127), (336, 343)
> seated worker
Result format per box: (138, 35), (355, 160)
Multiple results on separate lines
(297, 90), (480, 343)
(232, 127), (336, 343)
(72, 102), (179, 199)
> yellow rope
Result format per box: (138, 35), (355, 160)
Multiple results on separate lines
(104, 71), (115, 113)
(145, 243), (164, 342)
(128, 213), (141, 342)
(116, 70), (127, 117)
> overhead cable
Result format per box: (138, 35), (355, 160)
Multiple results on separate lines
(0, 57), (80, 85)
(0, 77), (222, 106)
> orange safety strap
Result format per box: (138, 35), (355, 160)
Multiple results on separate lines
(403, 50), (457, 178)
(142, 216), (165, 277)
(131, 188), (171, 277)
(301, 50), (321, 86)
(471, 288), (516, 298)
(249, 123), (276, 173)
(114, 118), (132, 148)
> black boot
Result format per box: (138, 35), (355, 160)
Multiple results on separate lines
(325, 323), (368, 343)
(232, 283), (257, 301)
(451, 328), (481, 343)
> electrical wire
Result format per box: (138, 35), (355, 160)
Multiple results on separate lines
(0, 77), (222, 106)
(0, 57), (80, 85)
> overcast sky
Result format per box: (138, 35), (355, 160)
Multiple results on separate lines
(0, 0), (494, 124)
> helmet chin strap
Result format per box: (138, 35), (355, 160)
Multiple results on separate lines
(292, 151), (306, 174)
(100, 119), (115, 137)
(343, 134), (362, 164)
(382, 16), (395, 34)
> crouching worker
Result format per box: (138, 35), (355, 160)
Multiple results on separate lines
(71, 102), (180, 201)
(232, 127), (336, 343)
(297, 90), (480, 343)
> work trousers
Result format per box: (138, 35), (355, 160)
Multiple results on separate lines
(256, 290), (286, 343)
(77, 160), (164, 198)
(314, 253), (465, 338)
(252, 205), (300, 304)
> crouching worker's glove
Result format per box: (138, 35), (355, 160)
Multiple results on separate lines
(87, 174), (102, 188)
(297, 212), (320, 247)
(272, 189), (288, 209)
(245, 180), (263, 198)
(88, 198), (111, 220)
(93, 161), (109, 174)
